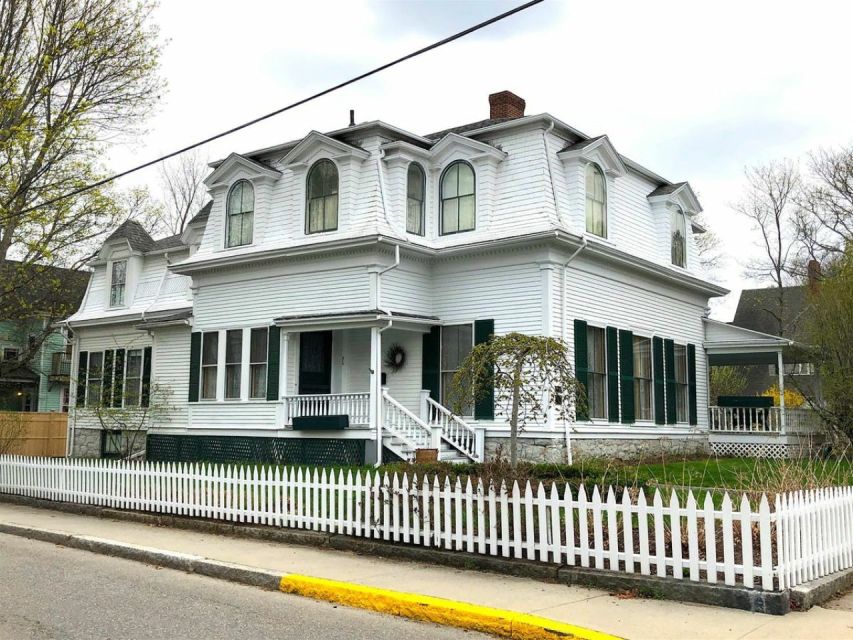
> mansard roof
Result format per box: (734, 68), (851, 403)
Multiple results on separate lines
(204, 152), (282, 188)
(104, 219), (155, 252)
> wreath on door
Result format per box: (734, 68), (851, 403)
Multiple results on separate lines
(383, 343), (406, 373)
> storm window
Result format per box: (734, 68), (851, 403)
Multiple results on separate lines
(306, 159), (339, 234)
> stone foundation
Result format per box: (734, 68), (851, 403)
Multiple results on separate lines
(70, 427), (147, 458)
(484, 435), (710, 463)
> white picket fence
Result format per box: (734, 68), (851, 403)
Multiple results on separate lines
(0, 455), (851, 592)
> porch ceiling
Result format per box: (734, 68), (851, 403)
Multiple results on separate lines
(273, 309), (438, 332)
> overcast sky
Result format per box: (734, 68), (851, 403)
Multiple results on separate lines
(107, 0), (853, 320)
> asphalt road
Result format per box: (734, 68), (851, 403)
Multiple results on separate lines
(0, 533), (489, 640)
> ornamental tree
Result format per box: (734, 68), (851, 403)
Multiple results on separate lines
(447, 333), (583, 468)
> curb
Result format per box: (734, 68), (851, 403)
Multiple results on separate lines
(0, 494), (789, 615)
(0, 521), (621, 640)
(790, 567), (853, 611)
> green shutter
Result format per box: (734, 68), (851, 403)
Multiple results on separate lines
(473, 319), (495, 420)
(606, 326), (619, 422)
(112, 349), (125, 408)
(266, 326), (281, 401)
(141, 346), (152, 407)
(422, 326), (441, 402)
(619, 330), (635, 424)
(687, 343), (698, 426)
(664, 339), (676, 424)
(652, 337), (665, 425)
(188, 332), (201, 403)
(76, 351), (89, 408)
(573, 320), (589, 421)
(102, 350), (114, 407)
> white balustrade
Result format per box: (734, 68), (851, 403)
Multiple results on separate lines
(381, 391), (432, 450)
(708, 406), (822, 434)
(426, 397), (481, 462)
(283, 393), (370, 426)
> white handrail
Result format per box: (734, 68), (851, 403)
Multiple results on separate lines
(708, 406), (781, 432)
(283, 393), (370, 425)
(381, 390), (432, 451)
(426, 397), (479, 461)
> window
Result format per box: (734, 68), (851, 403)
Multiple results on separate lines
(440, 161), (475, 235)
(770, 362), (815, 376)
(441, 324), (473, 414)
(250, 328), (268, 399)
(110, 260), (127, 306)
(101, 430), (124, 459)
(87, 352), (104, 407)
(201, 332), (219, 400)
(585, 163), (607, 237)
(2, 347), (19, 361)
(226, 180), (254, 248)
(633, 336), (653, 421)
(674, 344), (689, 422)
(60, 387), (70, 413)
(671, 206), (687, 267)
(306, 159), (339, 234)
(224, 330), (242, 399)
(124, 349), (143, 407)
(586, 326), (607, 419)
(406, 163), (425, 235)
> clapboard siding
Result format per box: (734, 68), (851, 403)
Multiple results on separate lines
(381, 263), (433, 316)
(151, 325), (190, 427)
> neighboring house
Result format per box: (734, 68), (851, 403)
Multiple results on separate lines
(0, 262), (87, 412)
(729, 283), (820, 400)
(68, 89), (780, 464)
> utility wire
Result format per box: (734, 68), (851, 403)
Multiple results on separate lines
(20, 0), (544, 215)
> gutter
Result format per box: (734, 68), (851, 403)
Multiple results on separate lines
(543, 119), (564, 227)
(561, 235), (588, 466)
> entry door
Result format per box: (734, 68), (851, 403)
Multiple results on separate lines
(298, 331), (333, 395)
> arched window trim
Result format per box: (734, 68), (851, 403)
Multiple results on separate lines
(406, 162), (426, 236)
(226, 179), (254, 248)
(439, 160), (476, 236)
(585, 162), (607, 238)
(305, 158), (340, 235)
(671, 205), (687, 268)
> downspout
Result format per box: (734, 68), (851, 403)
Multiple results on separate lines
(561, 237), (588, 465)
(62, 320), (75, 457)
(543, 119), (564, 227)
(373, 243), (401, 466)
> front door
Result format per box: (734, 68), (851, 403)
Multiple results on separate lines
(298, 331), (333, 395)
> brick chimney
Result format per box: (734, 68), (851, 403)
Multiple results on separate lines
(807, 259), (822, 293)
(489, 90), (526, 120)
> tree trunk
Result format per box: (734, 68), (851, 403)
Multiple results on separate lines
(509, 360), (523, 469)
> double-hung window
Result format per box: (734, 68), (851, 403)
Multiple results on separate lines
(110, 260), (127, 307)
(124, 349), (143, 407)
(306, 159), (339, 234)
(671, 206), (687, 267)
(440, 161), (475, 235)
(674, 343), (689, 422)
(441, 324), (473, 415)
(585, 164), (607, 237)
(586, 326), (607, 419)
(225, 330), (242, 400)
(226, 180), (254, 247)
(86, 352), (104, 407)
(250, 328), (268, 399)
(201, 332), (219, 400)
(633, 336), (653, 421)
(406, 163), (425, 235)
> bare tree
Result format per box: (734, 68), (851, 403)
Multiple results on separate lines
(693, 213), (725, 278)
(157, 150), (210, 235)
(733, 161), (800, 336)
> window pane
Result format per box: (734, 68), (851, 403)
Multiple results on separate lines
(228, 212), (243, 246)
(442, 198), (458, 233)
(633, 337), (651, 378)
(308, 198), (322, 233)
(241, 181), (254, 213)
(458, 195), (475, 230)
(407, 163), (424, 199)
(324, 194), (338, 230)
(441, 326), (460, 370)
(588, 373), (607, 419)
(250, 363), (267, 399)
(587, 327), (606, 374)
(407, 199), (423, 235)
(201, 367), (217, 399)
(674, 344), (687, 383)
(441, 163), (458, 199)
(228, 182), (243, 213)
(241, 212), (253, 245)
(202, 332), (218, 365)
(89, 352), (103, 374)
(250, 328), (268, 363)
(457, 163), (474, 196)
(226, 330), (242, 364)
(585, 164), (606, 237)
(225, 364), (241, 399)
(671, 208), (686, 267)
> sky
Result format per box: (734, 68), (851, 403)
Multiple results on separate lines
(106, 0), (853, 321)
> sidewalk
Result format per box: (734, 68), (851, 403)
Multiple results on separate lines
(0, 501), (851, 639)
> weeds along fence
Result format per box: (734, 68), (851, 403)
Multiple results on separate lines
(0, 455), (851, 592)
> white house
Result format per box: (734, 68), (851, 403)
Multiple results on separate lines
(66, 90), (798, 464)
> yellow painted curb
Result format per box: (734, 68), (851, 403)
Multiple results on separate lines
(279, 574), (623, 640)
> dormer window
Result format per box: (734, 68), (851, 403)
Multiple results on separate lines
(306, 159), (339, 234)
(109, 260), (127, 307)
(406, 162), (425, 235)
(671, 206), (687, 267)
(440, 161), (475, 235)
(226, 180), (254, 248)
(585, 163), (607, 237)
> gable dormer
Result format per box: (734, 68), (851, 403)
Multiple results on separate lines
(647, 182), (702, 269)
(96, 220), (153, 309)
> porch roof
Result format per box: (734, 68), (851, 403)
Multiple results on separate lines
(273, 309), (439, 332)
(703, 318), (794, 365)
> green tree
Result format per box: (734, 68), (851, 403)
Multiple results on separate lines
(447, 333), (582, 468)
(709, 366), (748, 403)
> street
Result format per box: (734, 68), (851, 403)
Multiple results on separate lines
(0, 534), (488, 640)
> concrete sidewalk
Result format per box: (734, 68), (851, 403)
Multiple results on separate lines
(0, 501), (851, 640)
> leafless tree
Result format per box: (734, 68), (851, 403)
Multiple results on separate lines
(693, 213), (725, 278)
(157, 149), (210, 235)
(733, 161), (800, 336)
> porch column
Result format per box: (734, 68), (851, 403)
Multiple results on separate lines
(777, 350), (786, 433)
(370, 325), (382, 465)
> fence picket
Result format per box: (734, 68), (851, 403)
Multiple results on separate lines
(703, 492), (718, 584)
(686, 491), (699, 582)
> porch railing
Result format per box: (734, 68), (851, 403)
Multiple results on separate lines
(708, 406), (822, 434)
(50, 352), (72, 378)
(426, 397), (481, 462)
(382, 390), (432, 450)
(283, 393), (370, 426)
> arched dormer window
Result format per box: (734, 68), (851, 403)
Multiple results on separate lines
(226, 180), (254, 248)
(406, 162), (425, 235)
(440, 161), (475, 235)
(671, 206), (687, 267)
(306, 159), (339, 234)
(585, 163), (607, 237)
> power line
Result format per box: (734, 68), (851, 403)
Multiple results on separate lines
(21, 0), (544, 216)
